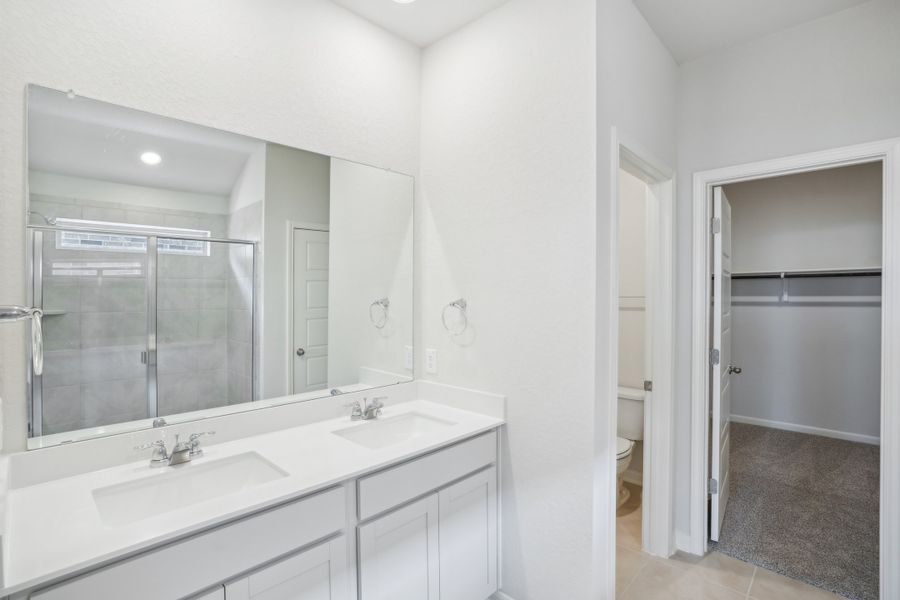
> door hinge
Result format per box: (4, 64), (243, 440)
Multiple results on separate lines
(709, 478), (718, 494)
(709, 348), (720, 366)
(643, 380), (653, 392)
(711, 217), (721, 234)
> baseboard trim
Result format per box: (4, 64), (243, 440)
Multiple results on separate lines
(622, 470), (643, 486)
(675, 530), (696, 555)
(492, 591), (518, 600)
(730, 414), (880, 445)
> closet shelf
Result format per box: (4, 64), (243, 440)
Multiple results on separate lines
(731, 267), (882, 280)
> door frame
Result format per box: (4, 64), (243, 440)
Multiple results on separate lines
(286, 221), (329, 395)
(605, 126), (677, 589)
(688, 138), (900, 599)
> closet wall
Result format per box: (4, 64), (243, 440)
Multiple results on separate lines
(727, 162), (882, 443)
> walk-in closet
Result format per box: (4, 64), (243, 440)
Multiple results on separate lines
(711, 162), (882, 600)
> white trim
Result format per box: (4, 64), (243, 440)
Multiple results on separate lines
(605, 127), (677, 600)
(689, 138), (900, 600)
(285, 221), (330, 394)
(730, 414), (880, 446)
(491, 592), (518, 600)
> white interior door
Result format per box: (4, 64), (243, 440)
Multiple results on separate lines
(293, 228), (329, 394)
(710, 186), (733, 542)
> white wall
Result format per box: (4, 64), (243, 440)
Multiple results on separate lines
(618, 169), (648, 481)
(30, 172), (230, 216)
(0, 0), (421, 451)
(420, 1), (597, 597)
(675, 0), (900, 541)
(328, 158), (414, 387)
(261, 144), (331, 400)
(727, 163), (883, 273)
(618, 169), (647, 391)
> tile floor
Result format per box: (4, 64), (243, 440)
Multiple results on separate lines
(616, 483), (844, 599)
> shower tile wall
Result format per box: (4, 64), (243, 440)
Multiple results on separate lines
(32, 194), (253, 435)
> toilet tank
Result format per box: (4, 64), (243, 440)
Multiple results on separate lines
(618, 386), (645, 440)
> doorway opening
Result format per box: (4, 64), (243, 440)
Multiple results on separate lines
(690, 138), (900, 600)
(608, 130), (676, 598)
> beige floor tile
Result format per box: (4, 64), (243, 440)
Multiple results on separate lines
(620, 556), (747, 600)
(616, 508), (642, 551)
(669, 550), (756, 595)
(750, 567), (845, 600)
(616, 545), (648, 597)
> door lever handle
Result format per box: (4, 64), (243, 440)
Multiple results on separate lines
(728, 365), (742, 375)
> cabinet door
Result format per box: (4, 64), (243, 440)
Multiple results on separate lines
(225, 536), (349, 600)
(358, 494), (440, 600)
(439, 467), (498, 600)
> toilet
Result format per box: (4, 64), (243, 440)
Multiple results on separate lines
(617, 386), (645, 508)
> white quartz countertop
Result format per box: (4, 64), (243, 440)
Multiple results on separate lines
(2, 400), (504, 596)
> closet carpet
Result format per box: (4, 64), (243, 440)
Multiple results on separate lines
(711, 423), (879, 600)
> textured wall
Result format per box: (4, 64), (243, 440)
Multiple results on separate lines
(420, 0), (598, 597)
(674, 0), (900, 541)
(0, 0), (422, 450)
(328, 158), (414, 388)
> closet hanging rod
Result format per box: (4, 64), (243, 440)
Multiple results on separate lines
(731, 268), (882, 280)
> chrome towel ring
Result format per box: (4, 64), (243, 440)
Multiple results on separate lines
(442, 298), (468, 335)
(369, 298), (390, 329)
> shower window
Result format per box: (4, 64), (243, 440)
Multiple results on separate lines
(54, 218), (211, 256)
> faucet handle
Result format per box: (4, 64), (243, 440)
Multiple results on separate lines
(344, 401), (363, 421)
(134, 439), (169, 467)
(188, 431), (216, 457)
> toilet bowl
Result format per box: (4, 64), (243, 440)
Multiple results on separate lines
(617, 386), (645, 509)
(616, 436), (635, 508)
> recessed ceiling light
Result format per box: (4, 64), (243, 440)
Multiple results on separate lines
(140, 151), (162, 166)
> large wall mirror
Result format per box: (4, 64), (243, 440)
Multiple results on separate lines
(25, 85), (414, 448)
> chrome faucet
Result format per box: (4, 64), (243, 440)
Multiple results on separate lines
(345, 397), (386, 421)
(134, 431), (216, 467)
(363, 397), (386, 420)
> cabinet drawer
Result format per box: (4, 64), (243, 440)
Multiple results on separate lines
(357, 430), (497, 521)
(30, 486), (345, 600)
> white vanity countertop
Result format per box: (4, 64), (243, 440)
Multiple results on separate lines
(1, 399), (504, 596)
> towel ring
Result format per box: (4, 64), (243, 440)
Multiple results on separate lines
(369, 298), (390, 329)
(442, 298), (468, 335)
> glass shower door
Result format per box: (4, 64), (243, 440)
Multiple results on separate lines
(32, 228), (151, 437)
(155, 238), (254, 417)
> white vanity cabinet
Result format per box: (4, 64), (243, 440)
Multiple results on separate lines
(225, 536), (349, 600)
(358, 495), (441, 600)
(17, 429), (501, 600)
(438, 467), (498, 600)
(357, 431), (499, 600)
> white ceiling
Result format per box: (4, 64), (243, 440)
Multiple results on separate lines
(330, 0), (511, 47)
(633, 0), (872, 63)
(28, 86), (264, 197)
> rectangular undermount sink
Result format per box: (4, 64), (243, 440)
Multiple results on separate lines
(92, 452), (288, 527)
(332, 412), (456, 450)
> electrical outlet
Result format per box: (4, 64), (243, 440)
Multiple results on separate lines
(404, 345), (413, 371)
(426, 349), (438, 374)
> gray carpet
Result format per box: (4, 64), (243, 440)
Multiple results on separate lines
(711, 423), (879, 600)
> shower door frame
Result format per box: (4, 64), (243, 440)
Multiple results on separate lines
(27, 224), (258, 441)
